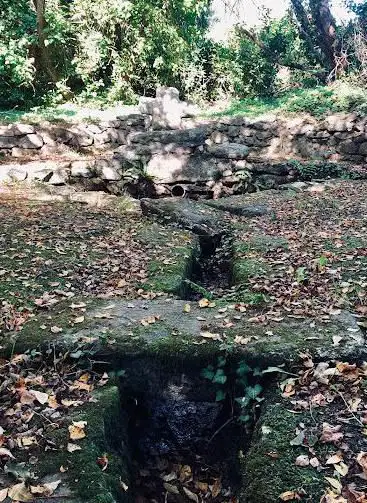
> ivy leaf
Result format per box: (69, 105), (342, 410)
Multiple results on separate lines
(212, 369), (227, 384)
(246, 384), (263, 399)
(215, 389), (227, 402)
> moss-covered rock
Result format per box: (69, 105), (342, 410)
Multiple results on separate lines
(136, 221), (199, 296)
(3, 300), (364, 369)
(240, 385), (325, 502)
(35, 385), (131, 503)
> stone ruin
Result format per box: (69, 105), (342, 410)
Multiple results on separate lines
(0, 87), (367, 199)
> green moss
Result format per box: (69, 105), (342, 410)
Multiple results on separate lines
(240, 387), (325, 502)
(232, 258), (270, 285)
(235, 235), (288, 254)
(136, 222), (199, 296)
(36, 386), (131, 503)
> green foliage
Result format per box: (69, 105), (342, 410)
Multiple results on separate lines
(211, 82), (367, 119)
(289, 160), (345, 181)
(0, 0), (36, 107)
(201, 356), (264, 424)
(1, 0), (366, 110)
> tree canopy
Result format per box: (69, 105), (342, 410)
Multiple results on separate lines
(1, 0), (366, 108)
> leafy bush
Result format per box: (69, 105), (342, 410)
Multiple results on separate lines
(290, 160), (345, 181)
(0, 0), (36, 107)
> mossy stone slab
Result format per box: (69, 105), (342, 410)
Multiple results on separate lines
(5, 300), (365, 368)
(204, 195), (270, 217)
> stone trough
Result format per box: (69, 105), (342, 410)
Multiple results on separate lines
(2, 294), (365, 503)
(1, 181), (366, 502)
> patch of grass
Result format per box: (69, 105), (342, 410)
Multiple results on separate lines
(0, 100), (136, 125)
(208, 83), (367, 119)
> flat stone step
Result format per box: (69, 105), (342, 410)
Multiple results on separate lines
(140, 197), (229, 242)
(6, 299), (365, 367)
(203, 194), (271, 217)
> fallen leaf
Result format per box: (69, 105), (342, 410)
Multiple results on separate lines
(120, 480), (128, 492)
(198, 298), (210, 308)
(357, 452), (367, 476)
(163, 483), (179, 495)
(29, 389), (49, 404)
(0, 489), (8, 502)
(97, 454), (109, 471)
(68, 421), (87, 440)
(326, 453), (343, 465)
(325, 477), (342, 494)
(279, 491), (300, 501)
(295, 455), (310, 467)
(210, 479), (221, 498)
(200, 331), (222, 341)
(310, 457), (320, 468)
(8, 482), (33, 502)
(67, 442), (82, 453)
(335, 462), (348, 477)
(50, 326), (63, 334)
(0, 447), (14, 459)
(320, 423), (344, 444)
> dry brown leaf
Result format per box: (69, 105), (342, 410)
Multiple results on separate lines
(179, 464), (192, 482)
(335, 462), (349, 477)
(200, 331), (222, 341)
(43, 480), (61, 495)
(0, 447), (14, 459)
(310, 457), (320, 468)
(279, 491), (300, 501)
(195, 481), (208, 492)
(325, 477), (343, 494)
(18, 436), (37, 447)
(320, 423), (344, 444)
(357, 452), (367, 476)
(68, 421), (87, 440)
(326, 453), (343, 465)
(50, 326), (63, 334)
(198, 298), (210, 308)
(163, 483), (179, 495)
(343, 484), (367, 502)
(48, 395), (59, 409)
(30, 389), (49, 404)
(19, 390), (36, 405)
(210, 479), (221, 498)
(295, 455), (310, 467)
(8, 482), (33, 502)
(0, 489), (8, 502)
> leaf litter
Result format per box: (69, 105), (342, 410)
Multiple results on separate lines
(280, 354), (367, 501)
(0, 349), (108, 499)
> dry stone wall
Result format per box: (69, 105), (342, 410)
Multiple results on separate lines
(1, 112), (367, 198)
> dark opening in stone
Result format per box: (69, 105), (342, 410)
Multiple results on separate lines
(171, 185), (187, 198)
(118, 358), (258, 502)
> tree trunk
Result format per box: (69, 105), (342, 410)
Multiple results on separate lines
(32, 0), (58, 83)
(290, 0), (325, 68)
(309, 0), (337, 69)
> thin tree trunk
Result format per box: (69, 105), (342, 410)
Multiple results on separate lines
(32, 0), (58, 83)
